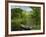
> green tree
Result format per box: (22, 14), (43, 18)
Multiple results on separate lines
(11, 8), (23, 31)
(30, 7), (41, 29)
(11, 8), (23, 19)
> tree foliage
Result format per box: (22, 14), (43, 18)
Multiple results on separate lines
(11, 7), (41, 31)
(30, 7), (41, 29)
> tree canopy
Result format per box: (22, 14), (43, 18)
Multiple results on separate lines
(11, 7), (41, 31)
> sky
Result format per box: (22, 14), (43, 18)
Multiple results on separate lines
(11, 5), (32, 12)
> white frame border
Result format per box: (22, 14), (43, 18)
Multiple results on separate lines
(8, 3), (43, 34)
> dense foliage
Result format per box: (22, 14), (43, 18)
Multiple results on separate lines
(11, 7), (41, 31)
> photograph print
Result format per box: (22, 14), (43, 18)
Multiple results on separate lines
(8, 2), (45, 35)
(11, 6), (41, 31)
